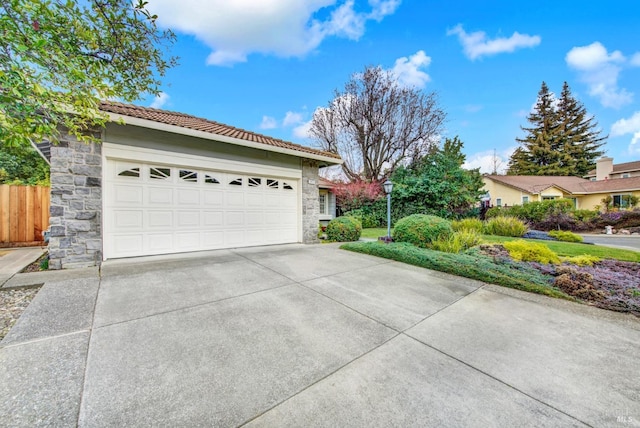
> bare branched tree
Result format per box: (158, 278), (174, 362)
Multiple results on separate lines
(309, 66), (446, 181)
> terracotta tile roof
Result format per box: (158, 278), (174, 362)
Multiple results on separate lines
(484, 175), (589, 194)
(100, 102), (341, 161)
(485, 174), (640, 194)
(585, 160), (640, 176)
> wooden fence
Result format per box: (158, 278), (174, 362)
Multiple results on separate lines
(0, 185), (50, 246)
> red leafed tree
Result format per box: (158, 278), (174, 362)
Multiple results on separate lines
(331, 180), (384, 213)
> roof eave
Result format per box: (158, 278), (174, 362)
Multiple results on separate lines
(106, 112), (343, 166)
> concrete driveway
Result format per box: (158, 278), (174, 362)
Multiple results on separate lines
(1, 244), (639, 427)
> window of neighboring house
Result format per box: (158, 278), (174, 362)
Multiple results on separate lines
(569, 198), (578, 209)
(542, 196), (557, 200)
(522, 196), (529, 204)
(590, 178), (596, 181)
(496, 198), (502, 207)
(613, 194), (632, 208)
(622, 173), (630, 178)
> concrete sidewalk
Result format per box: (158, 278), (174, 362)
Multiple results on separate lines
(0, 247), (46, 287)
(1, 244), (639, 427)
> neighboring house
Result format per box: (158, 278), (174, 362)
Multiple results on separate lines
(483, 174), (640, 210)
(584, 157), (640, 181)
(40, 102), (342, 269)
(318, 177), (337, 225)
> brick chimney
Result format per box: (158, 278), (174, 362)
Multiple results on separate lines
(596, 157), (613, 181)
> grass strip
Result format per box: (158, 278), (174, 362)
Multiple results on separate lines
(342, 241), (571, 300)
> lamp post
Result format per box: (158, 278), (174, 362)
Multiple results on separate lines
(383, 180), (394, 241)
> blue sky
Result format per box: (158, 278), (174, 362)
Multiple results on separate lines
(144, 0), (640, 174)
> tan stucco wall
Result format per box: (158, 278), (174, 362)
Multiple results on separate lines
(577, 191), (640, 210)
(482, 178), (532, 206)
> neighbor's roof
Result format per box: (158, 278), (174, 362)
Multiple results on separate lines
(585, 160), (640, 177)
(483, 175), (589, 194)
(100, 102), (342, 164)
(484, 174), (640, 195)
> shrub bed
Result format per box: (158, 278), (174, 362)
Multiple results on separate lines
(341, 242), (567, 299)
(483, 216), (527, 237)
(548, 230), (583, 242)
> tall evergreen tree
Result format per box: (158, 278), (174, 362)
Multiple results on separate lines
(556, 82), (606, 176)
(508, 82), (606, 176)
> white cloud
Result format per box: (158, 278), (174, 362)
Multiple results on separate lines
(149, 0), (400, 66)
(293, 120), (313, 139)
(465, 104), (483, 113)
(611, 112), (640, 154)
(566, 42), (633, 108)
(150, 92), (170, 109)
(447, 24), (541, 60)
(283, 111), (305, 127)
(390, 50), (431, 88)
(260, 116), (278, 129)
(462, 147), (516, 174)
(631, 52), (640, 67)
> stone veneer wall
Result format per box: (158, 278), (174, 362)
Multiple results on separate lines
(301, 159), (320, 244)
(48, 136), (102, 269)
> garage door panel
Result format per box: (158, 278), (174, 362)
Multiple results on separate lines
(113, 234), (144, 255)
(147, 233), (174, 253)
(226, 211), (244, 226)
(203, 211), (223, 227)
(226, 192), (244, 207)
(105, 159), (300, 259)
(203, 190), (223, 206)
(113, 185), (143, 204)
(178, 188), (200, 205)
(176, 211), (200, 228)
(176, 232), (200, 249)
(148, 186), (172, 204)
(148, 211), (173, 228)
(113, 210), (143, 228)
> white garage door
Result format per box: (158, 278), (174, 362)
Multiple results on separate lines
(104, 159), (300, 259)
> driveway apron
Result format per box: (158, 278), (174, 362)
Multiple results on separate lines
(1, 243), (639, 427)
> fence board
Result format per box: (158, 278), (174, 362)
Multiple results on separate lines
(0, 185), (50, 244)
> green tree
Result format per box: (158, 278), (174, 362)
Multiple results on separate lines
(508, 81), (606, 176)
(0, 0), (177, 148)
(0, 141), (49, 184)
(391, 136), (485, 218)
(556, 82), (606, 176)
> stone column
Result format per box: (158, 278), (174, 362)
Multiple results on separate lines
(301, 159), (320, 244)
(48, 135), (102, 269)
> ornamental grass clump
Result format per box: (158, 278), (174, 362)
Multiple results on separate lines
(503, 239), (560, 264)
(326, 216), (362, 242)
(483, 216), (527, 237)
(430, 229), (482, 253)
(393, 214), (452, 248)
(548, 230), (583, 243)
(451, 218), (483, 233)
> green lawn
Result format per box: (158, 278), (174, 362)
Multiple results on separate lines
(361, 227), (393, 239)
(481, 235), (640, 263)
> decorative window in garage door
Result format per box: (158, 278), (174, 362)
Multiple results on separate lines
(150, 167), (171, 180)
(204, 174), (220, 184)
(229, 178), (243, 186)
(118, 166), (140, 178)
(179, 169), (198, 183)
(248, 177), (262, 187)
(267, 179), (278, 189)
(283, 182), (294, 190)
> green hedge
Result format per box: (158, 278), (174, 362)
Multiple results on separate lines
(326, 216), (362, 242)
(393, 214), (452, 248)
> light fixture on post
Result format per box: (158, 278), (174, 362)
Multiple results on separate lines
(383, 179), (393, 242)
